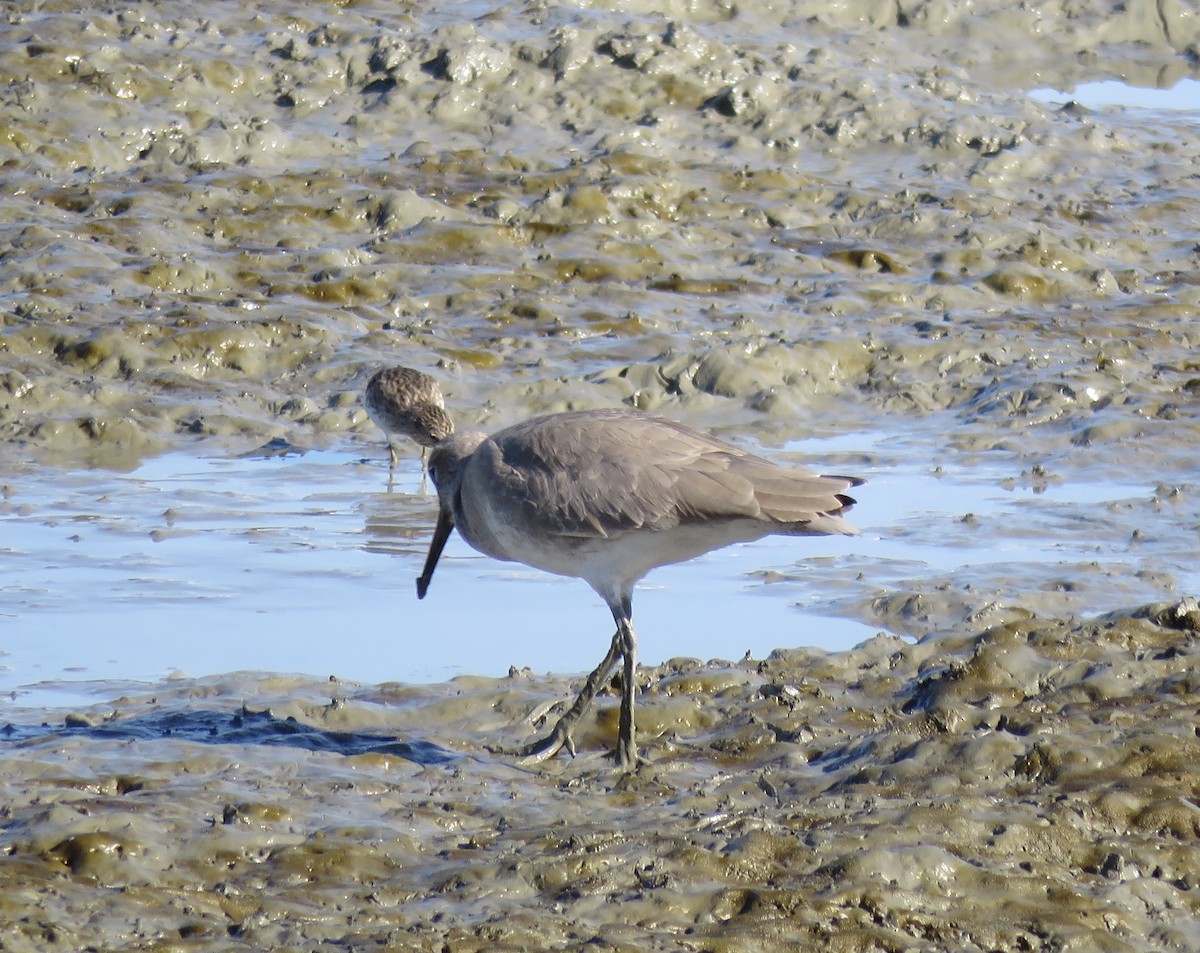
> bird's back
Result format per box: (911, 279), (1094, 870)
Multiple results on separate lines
(459, 408), (858, 545)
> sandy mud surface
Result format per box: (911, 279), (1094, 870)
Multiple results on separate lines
(2, 0), (1200, 948)
(2, 601), (1200, 951)
(0, 0), (1197, 469)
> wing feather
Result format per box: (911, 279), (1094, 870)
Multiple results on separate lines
(476, 409), (858, 539)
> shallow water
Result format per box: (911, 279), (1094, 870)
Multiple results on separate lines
(4, 428), (1194, 712)
(1029, 78), (1200, 114)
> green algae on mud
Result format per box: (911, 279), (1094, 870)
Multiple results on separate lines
(1, 601), (1199, 951)
(0, 0), (1197, 472)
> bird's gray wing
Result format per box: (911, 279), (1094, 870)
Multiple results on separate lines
(481, 409), (857, 539)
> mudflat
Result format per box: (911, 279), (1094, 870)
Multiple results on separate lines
(2, 0), (1199, 948)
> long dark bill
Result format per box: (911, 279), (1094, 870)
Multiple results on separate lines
(416, 508), (454, 599)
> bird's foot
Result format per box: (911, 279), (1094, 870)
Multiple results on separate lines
(523, 697), (564, 728)
(514, 718), (578, 766)
(611, 737), (641, 773)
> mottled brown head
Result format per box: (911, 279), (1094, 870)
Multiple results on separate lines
(364, 366), (454, 446)
(408, 403), (454, 446)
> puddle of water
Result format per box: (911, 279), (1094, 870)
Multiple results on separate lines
(1030, 78), (1199, 115)
(784, 427), (1196, 614)
(0, 449), (881, 710)
(1, 437), (1194, 711)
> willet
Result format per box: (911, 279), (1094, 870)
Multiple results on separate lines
(363, 367), (454, 474)
(414, 399), (862, 770)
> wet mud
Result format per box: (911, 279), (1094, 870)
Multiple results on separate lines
(2, 0), (1199, 948)
(0, 0), (1197, 474)
(3, 600), (1199, 951)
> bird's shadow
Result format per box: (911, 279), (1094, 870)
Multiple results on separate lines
(0, 706), (456, 766)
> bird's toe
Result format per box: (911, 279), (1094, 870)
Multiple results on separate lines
(514, 720), (576, 765)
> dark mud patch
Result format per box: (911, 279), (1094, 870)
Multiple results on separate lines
(4, 703), (454, 765)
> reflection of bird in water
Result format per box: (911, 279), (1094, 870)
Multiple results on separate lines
(363, 367), (453, 489)
(398, 369), (862, 769)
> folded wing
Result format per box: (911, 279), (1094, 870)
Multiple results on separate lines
(482, 409), (859, 539)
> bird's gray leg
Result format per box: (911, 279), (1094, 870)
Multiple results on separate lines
(615, 613), (638, 770)
(517, 618), (624, 765)
(518, 596), (640, 769)
(385, 443), (399, 494)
